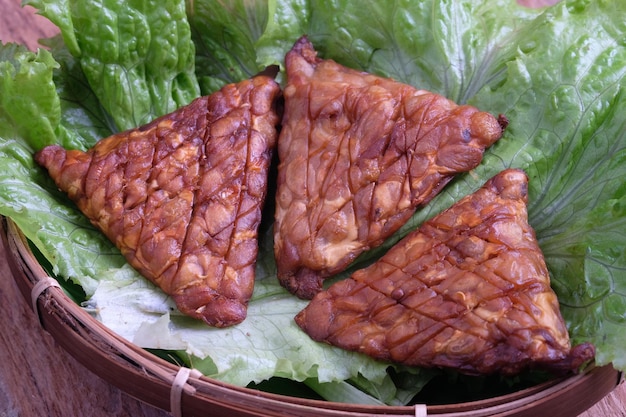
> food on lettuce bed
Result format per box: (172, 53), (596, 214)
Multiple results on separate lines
(1, 0), (625, 405)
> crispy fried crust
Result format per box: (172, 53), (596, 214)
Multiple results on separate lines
(295, 169), (595, 375)
(274, 36), (507, 299)
(35, 75), (282, 327)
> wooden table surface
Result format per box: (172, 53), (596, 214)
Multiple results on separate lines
(1, 1), (625, 416)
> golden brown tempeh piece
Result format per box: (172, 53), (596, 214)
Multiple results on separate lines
(274, 36), (507, 299)
(295, 169), (594, 375)
(35, 75), (282, 327)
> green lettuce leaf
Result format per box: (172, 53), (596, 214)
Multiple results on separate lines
(0, 44), (60, 149)
(187, 0), (273, 94)
(26, 0), (200, 131)
(0, 42), (119, 296)
(42, 35), (117, 150)
(186, 0), (313, 93)
(298, 0), (539, 102)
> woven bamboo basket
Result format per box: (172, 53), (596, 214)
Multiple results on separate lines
(2, 216), (622, 417)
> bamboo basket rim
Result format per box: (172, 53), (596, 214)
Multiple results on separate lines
(2, 216), (622, 417)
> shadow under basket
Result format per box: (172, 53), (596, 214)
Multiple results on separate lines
(2, 217), (623, 417)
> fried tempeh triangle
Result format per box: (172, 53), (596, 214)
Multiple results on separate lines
(274, 36), (508, 299)
(295, 169), (595, 375)
(35, 75), (282, 328)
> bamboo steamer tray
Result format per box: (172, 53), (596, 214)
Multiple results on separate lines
(2, 216), (622, 417)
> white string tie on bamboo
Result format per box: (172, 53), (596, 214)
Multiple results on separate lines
(31, 276), (61, 327)
(170, 366), (202, 417)
(414, 403), (427, 417)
